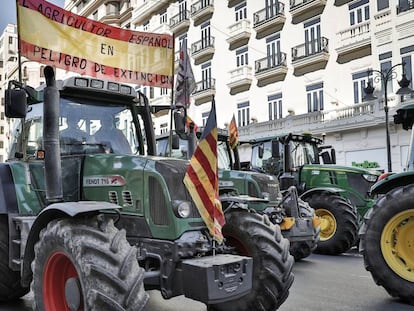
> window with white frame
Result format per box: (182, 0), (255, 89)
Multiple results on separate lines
(160, 9), (167, 24)
(235, 2), (247, 21)
(379, 52), (393, 94)
(268, 93), (282, 120)
(237, 101), (250, 126)
(401, 45), (414, 99)
(398, 0), (414, 13)
(143, 20), (150, 31)
(377, 0), (389, 11)
(349, 0), (370, 26)
(236, 47), (248, 67)
(201, 62), (211, 90)
(202, 111), (209, 127)
(352, 71), (373, 104)
(306, 82), (324, 112)
(160, 88), (168, 96)
(160, 123), (168, 134)
(304, 18), (321, 56)
(201, 22), (211, 48)
(266, 34), (281, 67)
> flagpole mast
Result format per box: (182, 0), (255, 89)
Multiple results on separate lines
(168, 34), (175, 157)
(186, 42), (196, 160)
(16, 0), (23, 83)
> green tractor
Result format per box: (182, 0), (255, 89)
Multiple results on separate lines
(156, 128), (320, 261)
(249, 133), (380, 255)
(0, 66), (294, 310)
(359, 103), (414, 305)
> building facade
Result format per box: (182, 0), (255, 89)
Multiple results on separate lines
(1, 0), (413, 172)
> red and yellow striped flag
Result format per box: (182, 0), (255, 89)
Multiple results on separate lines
(16, 0), (173, 87)
(228, 114), (239, 149)
(183, 99), (225, 243)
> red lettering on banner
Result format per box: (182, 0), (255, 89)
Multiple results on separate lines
(20, 41), (173, 88)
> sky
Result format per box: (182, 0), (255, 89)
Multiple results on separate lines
(1, 0), (65, 34)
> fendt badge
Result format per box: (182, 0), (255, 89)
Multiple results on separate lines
(83, 175), (126, 187)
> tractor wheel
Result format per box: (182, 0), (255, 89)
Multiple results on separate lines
(0, 216), (29, 301)
(359, 185), (414, 304)
(307, 193), (358, 255)
(31, 215), (149, 311)
(210, 210), (294, 311)
(289, 199), (320, 261)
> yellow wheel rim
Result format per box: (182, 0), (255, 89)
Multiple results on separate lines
(381, 209), (414, 282)
(315, 208), (337, 241)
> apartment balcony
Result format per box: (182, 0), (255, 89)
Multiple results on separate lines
(336, 21), (371, 64)
(255, 53), (288, 87)
(191, 37), (215, 65)
(253, 2), (286, 39)
(396, 4), (414, 41)
(193, 79), (216, 106)
(169, 10), (191, 36)
(334, 0), (352, 6)
(131, 0), (171, 25)
(227, 0), (245, 8)
(227, 65), (253, 95)
(226, 19), (251, 50)
(292, 37), (329, 76)
(239, 101), (387, 141)
(191, 0), (214, 26)
(150, 94), (172, 117)
(289, 0), (327, 24)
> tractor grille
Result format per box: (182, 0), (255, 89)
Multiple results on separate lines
(251, 174), (281, 202)
(149, 176), (169, 225)
(347, 173), (373, 199)
(155, 159), (200, 218)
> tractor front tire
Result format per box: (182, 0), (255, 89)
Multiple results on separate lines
(31, 215), (148, 311)
(307, 193), (358, 255)
(0, 216), (29, 301)
(210, 210), (294, 311)
(359, 185), (414, 305)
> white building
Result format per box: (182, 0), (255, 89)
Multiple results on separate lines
(2, 0), (414, 172)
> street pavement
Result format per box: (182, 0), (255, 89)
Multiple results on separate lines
(1, 249), (412, 311)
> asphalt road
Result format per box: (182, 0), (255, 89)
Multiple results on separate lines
(1, 249), (412, 311)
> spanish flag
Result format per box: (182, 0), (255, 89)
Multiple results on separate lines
(183, 99), (225, 243)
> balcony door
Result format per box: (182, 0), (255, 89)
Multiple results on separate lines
(266, 34), (281, 68)
(304, 18), (321, 56)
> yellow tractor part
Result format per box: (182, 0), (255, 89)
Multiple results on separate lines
(315, 208), (337, 241)
(381, 209), (414, 282)
(280, 217), (295, 230)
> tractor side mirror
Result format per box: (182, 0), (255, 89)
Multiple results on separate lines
(171, 134), (180, 150)
(174, 110), (186, 137)
(271, 139), (280, 158)
(5, 88), (27, 118)
(258, 144), (264, 159)
(331, 149), (336, 164)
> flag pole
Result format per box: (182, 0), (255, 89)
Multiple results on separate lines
(168, 34), (175, 157)
(16, 0), (23, 83)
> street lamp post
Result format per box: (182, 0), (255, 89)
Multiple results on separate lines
(363, 62), (413, 173)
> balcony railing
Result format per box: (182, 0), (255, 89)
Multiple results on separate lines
(191, 37), (215, 54)
(253, 2), (285, 27)
(397, 1), (414, 14)
(170, 10), (190, 28)
(191, 0), (214, 16)
(194, 78), (216, 94)
(290, 0), (318, 10)
(255, 53), (287, 73)
(239, 101), (384, 140)
(292, 37), (329, 61)
(337, 21), (370, 46)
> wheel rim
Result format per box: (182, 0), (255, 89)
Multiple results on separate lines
(380, 209), (414, 282)
(315, 208), (337, 241)
(43, 251), (83, 311)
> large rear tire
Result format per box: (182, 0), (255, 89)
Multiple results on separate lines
(210, 210), (294, 311)
(359, 185), (414, 305)
(307, 193), (358, 255)
(31, 215), (149, 310)
(0, 216), (29, 301)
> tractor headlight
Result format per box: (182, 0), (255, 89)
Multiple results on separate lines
(173, 200), (192, 218)
(363, 174), (378, 183)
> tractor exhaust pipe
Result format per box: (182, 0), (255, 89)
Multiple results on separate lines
(43, 66), (63, 204)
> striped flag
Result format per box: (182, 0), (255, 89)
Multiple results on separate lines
(16, 0), (173, 87)
(228, 114), (239, 149)
(175, 41), (196, 107)
(186, 115), (198, 134)
(183, 99), (225, 243)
